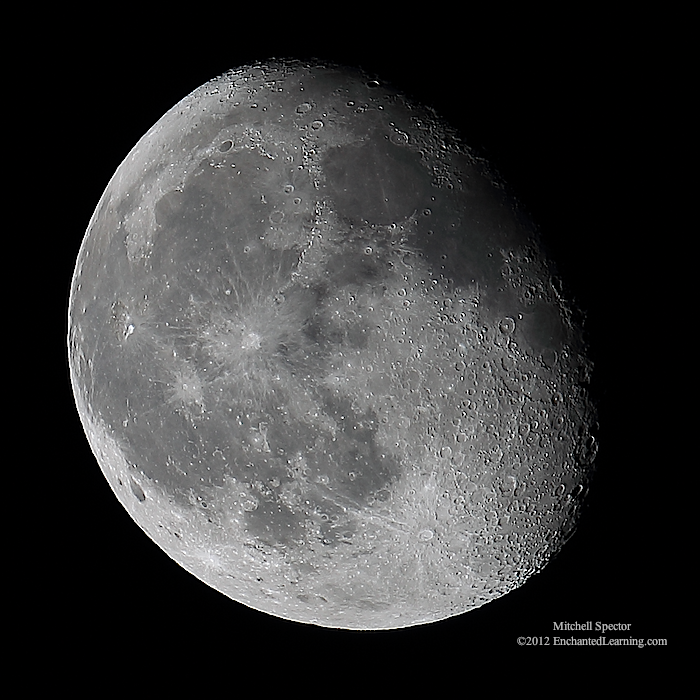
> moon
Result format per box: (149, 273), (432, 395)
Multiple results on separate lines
(68, 59), (597, 629)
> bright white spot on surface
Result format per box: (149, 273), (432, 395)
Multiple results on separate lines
(241, 332), (262, 350)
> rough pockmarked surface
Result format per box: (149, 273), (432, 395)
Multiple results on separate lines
(68, 60), (597, 629)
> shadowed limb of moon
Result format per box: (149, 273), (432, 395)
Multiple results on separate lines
(68, 59), (597, 629)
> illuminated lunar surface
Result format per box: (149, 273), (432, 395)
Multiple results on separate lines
(68, 59), (597, 629)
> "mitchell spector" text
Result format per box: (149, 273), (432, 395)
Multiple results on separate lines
(554, 621), (631, 632)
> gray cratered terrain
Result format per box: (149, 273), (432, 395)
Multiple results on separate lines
(68, 59), (597, 629)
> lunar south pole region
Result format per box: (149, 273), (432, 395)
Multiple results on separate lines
(68, 59), (597, 630)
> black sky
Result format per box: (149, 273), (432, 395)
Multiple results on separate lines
(45, 17), (672, 672)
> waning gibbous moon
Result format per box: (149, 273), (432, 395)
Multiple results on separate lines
(68, 59), (598, 629)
